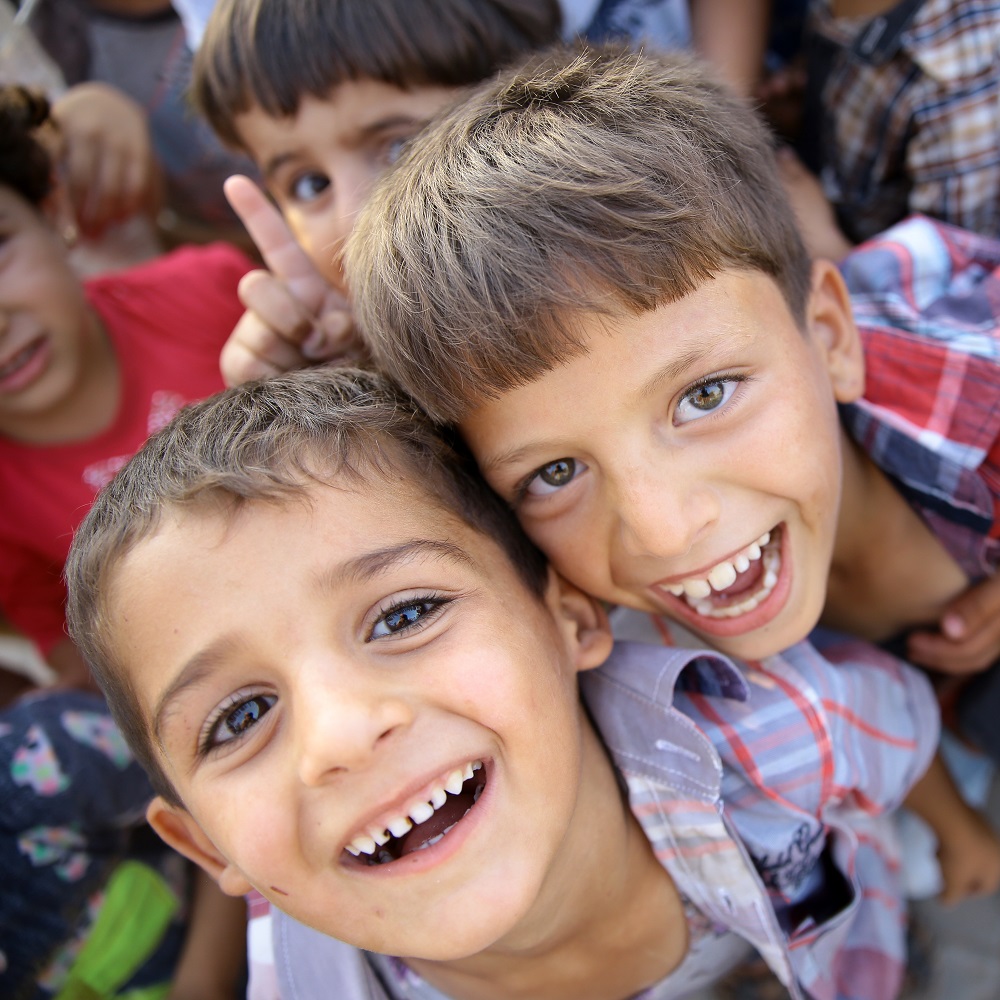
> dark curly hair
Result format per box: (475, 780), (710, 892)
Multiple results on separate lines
(0, 84), (55, 207)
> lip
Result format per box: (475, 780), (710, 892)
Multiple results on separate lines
(648, 524), (792, 639)
(340, 758), (493, 878)
(651, 529), (774, 589)
(0, 335), (50, 394)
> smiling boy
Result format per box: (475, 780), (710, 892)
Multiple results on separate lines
(347, 44), (1000, 901)
(66, 368), (939, 999)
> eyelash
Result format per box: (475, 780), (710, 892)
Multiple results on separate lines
(198, 689), (276, 758)
(367, 592), (452, 642)
(679, 371), (751, 411)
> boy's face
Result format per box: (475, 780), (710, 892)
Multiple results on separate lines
(235, 79), (460, 294)
(461, 265), (864, 661)
(118, 472), (611, 958)
(0, 186), (94, 439)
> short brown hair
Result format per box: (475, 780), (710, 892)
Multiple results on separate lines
(193, 0), (562, 149)
(349, 44), (812, 424)
(65, 368), (547, 804)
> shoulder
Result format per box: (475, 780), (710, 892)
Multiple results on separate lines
(86, 243), (254, 308)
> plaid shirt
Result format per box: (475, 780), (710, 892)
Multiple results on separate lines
(839, 213), (1000, 580)
(246, 636), (936, 1000)
(808, 0), (1000, 242)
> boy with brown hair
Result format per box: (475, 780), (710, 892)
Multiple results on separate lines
(347, 44), (1000, 900)
(188, 0), (563, 383)
(65, 366), (939, 999)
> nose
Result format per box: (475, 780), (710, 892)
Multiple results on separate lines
(611, 452), (719, 562)
(294, 661), (414, 786)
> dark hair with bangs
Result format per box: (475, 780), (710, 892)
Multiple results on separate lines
(348, 44), (813, 424)
(192, 0), (562, 149)
(65, 367), (548, 805)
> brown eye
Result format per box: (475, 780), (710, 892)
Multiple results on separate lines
(539, 458), (576, 486)
(690, 383), (725, 410)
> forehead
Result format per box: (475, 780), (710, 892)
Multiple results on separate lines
(233, 80), (460, 163)
(461, 271), (798, 461)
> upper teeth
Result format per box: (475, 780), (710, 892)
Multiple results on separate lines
(664, 532), (771, 600)
(344, 760), (482, 857)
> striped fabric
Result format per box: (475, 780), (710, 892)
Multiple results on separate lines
(839, 213), (1000, 580)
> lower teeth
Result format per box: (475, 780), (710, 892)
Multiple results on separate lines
(689, 543), (780, 619)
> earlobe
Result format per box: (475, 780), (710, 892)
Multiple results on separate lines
(147, 796), (253, 898)
(545, 569), (614, 673)
(807, 259), (865, 403)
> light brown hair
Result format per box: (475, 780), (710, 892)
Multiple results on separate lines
(193, 0), (562, 150)
(65, 368), (547, 804)
(349, 44), (812, 423)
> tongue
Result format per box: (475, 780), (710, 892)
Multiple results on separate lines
(704, 558), (765, 604)
(397, 788), (477, 856)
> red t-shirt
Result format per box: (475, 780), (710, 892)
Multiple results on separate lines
(0, 242), (252, 653)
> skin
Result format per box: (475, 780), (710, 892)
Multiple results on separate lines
(125, 478), (690, 999)
(459, 264), (1000, 902)
(0, 184), (119, 445)
(52, 82), (160, 240)
(221, 81), (461, 383)
(463, 265), (864, 664)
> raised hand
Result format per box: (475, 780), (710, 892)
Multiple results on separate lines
(221, 175), (359, 385)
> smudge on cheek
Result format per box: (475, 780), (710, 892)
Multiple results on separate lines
(270, 886), (289, 896)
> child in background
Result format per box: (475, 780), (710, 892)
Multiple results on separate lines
(782, 0), (1000, 258)
(65, 366), (939, 1000)
(0, 84), (252, 694)
(347, 45), (1000, 902)
(190, 0), (775, 386)
(190, 0), (563, 383)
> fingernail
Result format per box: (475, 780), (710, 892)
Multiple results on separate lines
(942, 613), (965, 639)
(302, 328), (328, 360)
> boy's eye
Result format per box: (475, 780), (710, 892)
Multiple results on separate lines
(383, 136), (410, 166)
(525, 457), (585, 496)
(369, 596), (449, 640)
(204, 693), (277, 752)
(675, 377), (743, 424)
(290, 171), (331, 203)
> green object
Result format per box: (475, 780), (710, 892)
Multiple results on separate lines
(54, 860), (179, 1000)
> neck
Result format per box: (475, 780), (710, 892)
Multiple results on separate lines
(409, 721), (687, 1000)
(825, 428), (967, 638)
(1, 308), (120, 445)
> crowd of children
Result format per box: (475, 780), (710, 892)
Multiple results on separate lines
(6, 0), (1000, 997)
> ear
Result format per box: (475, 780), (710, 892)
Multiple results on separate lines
(805, 259), (865, 403)
(147, 796), (253, 898)
(543, 568), (614, 674)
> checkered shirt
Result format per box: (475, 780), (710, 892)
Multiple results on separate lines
(809, 0), (1000, 241)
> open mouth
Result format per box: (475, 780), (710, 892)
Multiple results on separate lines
(0, 337), (46, 388)
(344, 760), (486, 867)
(654, 526), (782, 620)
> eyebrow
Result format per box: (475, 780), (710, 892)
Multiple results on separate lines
(152, 538), (475, 743)
(261, 115), (428, 182)
(479, 345), (720, 475)
(319, 538), (477, 589)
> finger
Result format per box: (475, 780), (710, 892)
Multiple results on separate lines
(62, 137), (100, 230)
(224, 175), (330, 309)
(907, 630), (997, 674)
(219, 313), (312, 387)
(302, 304), (358, 361)
(940, 576), (1000, 638)
(237, 269), (321, 342)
